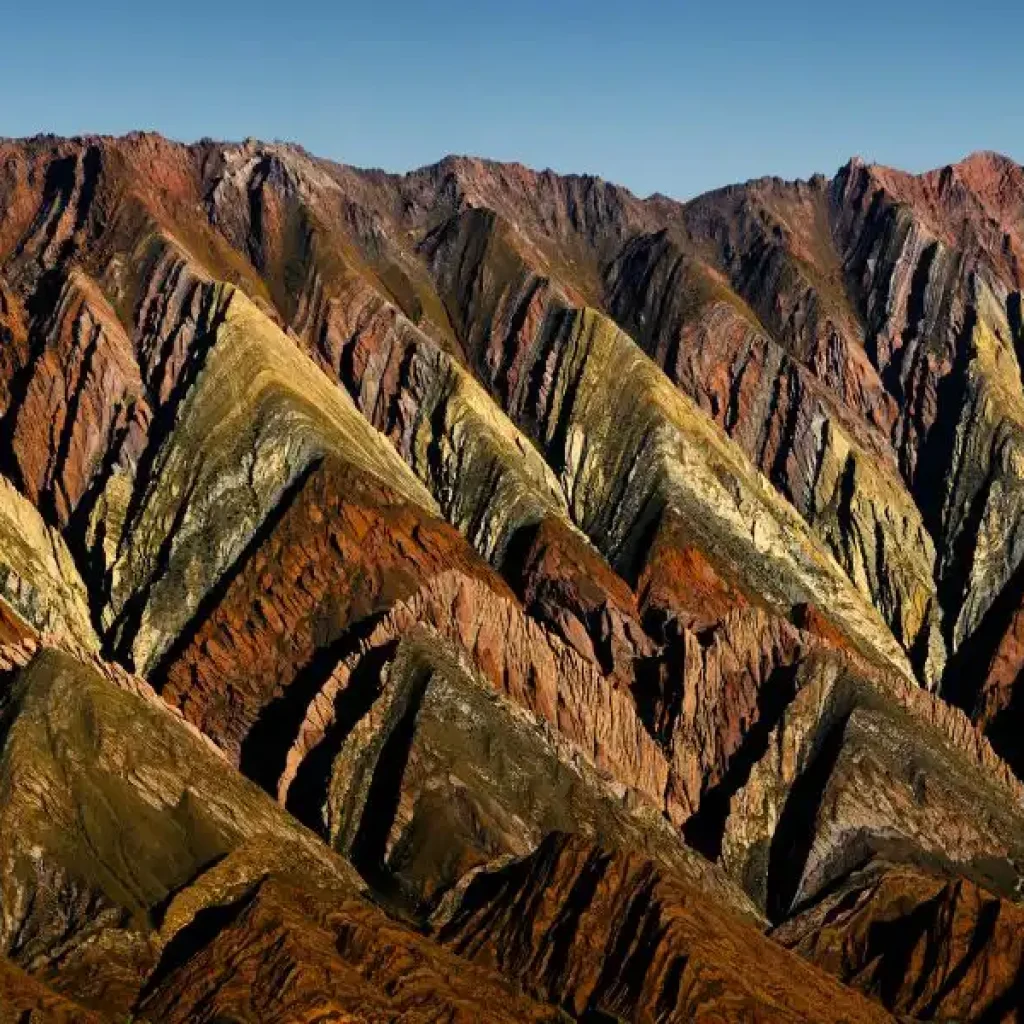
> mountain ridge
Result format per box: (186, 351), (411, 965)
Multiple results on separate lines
(11, 128), (1019, 202)
(0, 131), (1024, 1020)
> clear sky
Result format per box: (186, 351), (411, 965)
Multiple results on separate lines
(4, 0), (1023, 200)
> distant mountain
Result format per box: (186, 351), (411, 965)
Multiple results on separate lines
(0, 133), (1023, 1020)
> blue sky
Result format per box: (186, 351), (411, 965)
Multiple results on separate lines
(4, 0), (1022, 200)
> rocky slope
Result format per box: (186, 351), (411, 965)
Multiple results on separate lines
(0, 132), (1023, 1019)
(774, 862), (1024, 1021)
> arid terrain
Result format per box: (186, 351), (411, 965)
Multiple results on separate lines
(0, 133), (1023, 1020)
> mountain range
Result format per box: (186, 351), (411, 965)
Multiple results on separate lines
(0, 132), (1023, 1020)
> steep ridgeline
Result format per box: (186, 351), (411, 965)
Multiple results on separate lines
(0, 133), (1022, 1020)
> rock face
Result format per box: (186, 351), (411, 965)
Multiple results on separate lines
(774, 864), (1024, 1021)
(0, 955), (101, 1024)
(435, 832), (893, 1023)
(605, 233), (944, 685)
(0, 644), (357, 1014)
(1, 132), (1024, 1020)
(138, 876), (567, 1024)
(719, 653), (1024, 919)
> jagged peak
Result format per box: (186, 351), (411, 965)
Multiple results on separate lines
(2, 132), (1018, 223)
(834, 149), (1021, 186)
(953, 149), (1020, 169)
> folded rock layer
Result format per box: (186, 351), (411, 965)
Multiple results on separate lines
(0, 133), (1023, 1020)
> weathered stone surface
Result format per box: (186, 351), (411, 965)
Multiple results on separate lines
(4, 133), (1024, 1020)
(0, 475), (95, 649)
(952, 567), (1024, 777)
(0, 645), (361, 1014)
(278, 570), (679, 825)
(418, 207), (916, 683)
(502, 516), (652, 679)
(139, 876), (565, 1024)
(3, 269), (147, 529)
(775, 863), (1024, 1022)
(0, 955), (101, 1024)
(150, 452), (689, 840)
(310, 626), (755, 917)
(436, 832), (893, 1023)
(155, 455), (498, 762)
(605, 233), (944, 685)
(0, 281), (30, 419)
(102, 282), (436, 673)
(532, 305), (912, 676)
(304, 257), (571, 565)
(720, 654), (1024, 921)
(831, 158), (1024, 664)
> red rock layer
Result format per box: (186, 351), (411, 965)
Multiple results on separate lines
(606, 229), (897, 462)
(157, 455), (509, 763)
(856, 152), (1024, 288)
(501, 516), (653, 679)
(636, 511), (750, 633)
(0, 282), (30, 417)
(5, 270), (147, 526)
(277, 571), (675, 823)
(155, 456), (674, 823)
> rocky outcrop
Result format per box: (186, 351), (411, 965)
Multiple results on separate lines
(0, 645), (364, 1015)
(314, 627), (753, 916)
(832, 159), (1024, 662)
(677, 173), (886, 429)
(0, 955), (101, 1024)
(950, 567), (1024, 776)
(153, 455), (497, 762)
(147, 449), (685, 836)
(436, 832), (893, 1023)
(605, 233), (944, 685)
(0, 474), (95, 648)
(321, 306), (572, 564)
(520, 304), (911, 675)
(501, 516), (652, 679)
(720, 654), (1024, 921)
(101, 282), (436, 673)
(204, 147), (579, 569)
(775, 863), (1024, 1022)
(422, 209), (916, 680)
(1, 269), (147, 530)
(0, 281), (30, 420)
(0, 640), (599, 1021)
(181, 152), (931, 864)
(276, 570), (678, 825)
(139, 876), (565, 1024)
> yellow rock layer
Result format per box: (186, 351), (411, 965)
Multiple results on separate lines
(549, 308), (915, 680)
(106, 285), (439, 672)
(0, 475), (96, 649)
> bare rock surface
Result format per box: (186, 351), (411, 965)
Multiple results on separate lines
(1, 134), (1024, 1020)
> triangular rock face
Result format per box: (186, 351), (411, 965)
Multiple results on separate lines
(773, 862), (1024, 1021)
(0, 646), (361, 1014)
(1, 134), (1024, 1019)
(433, 832), (893, 1024)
